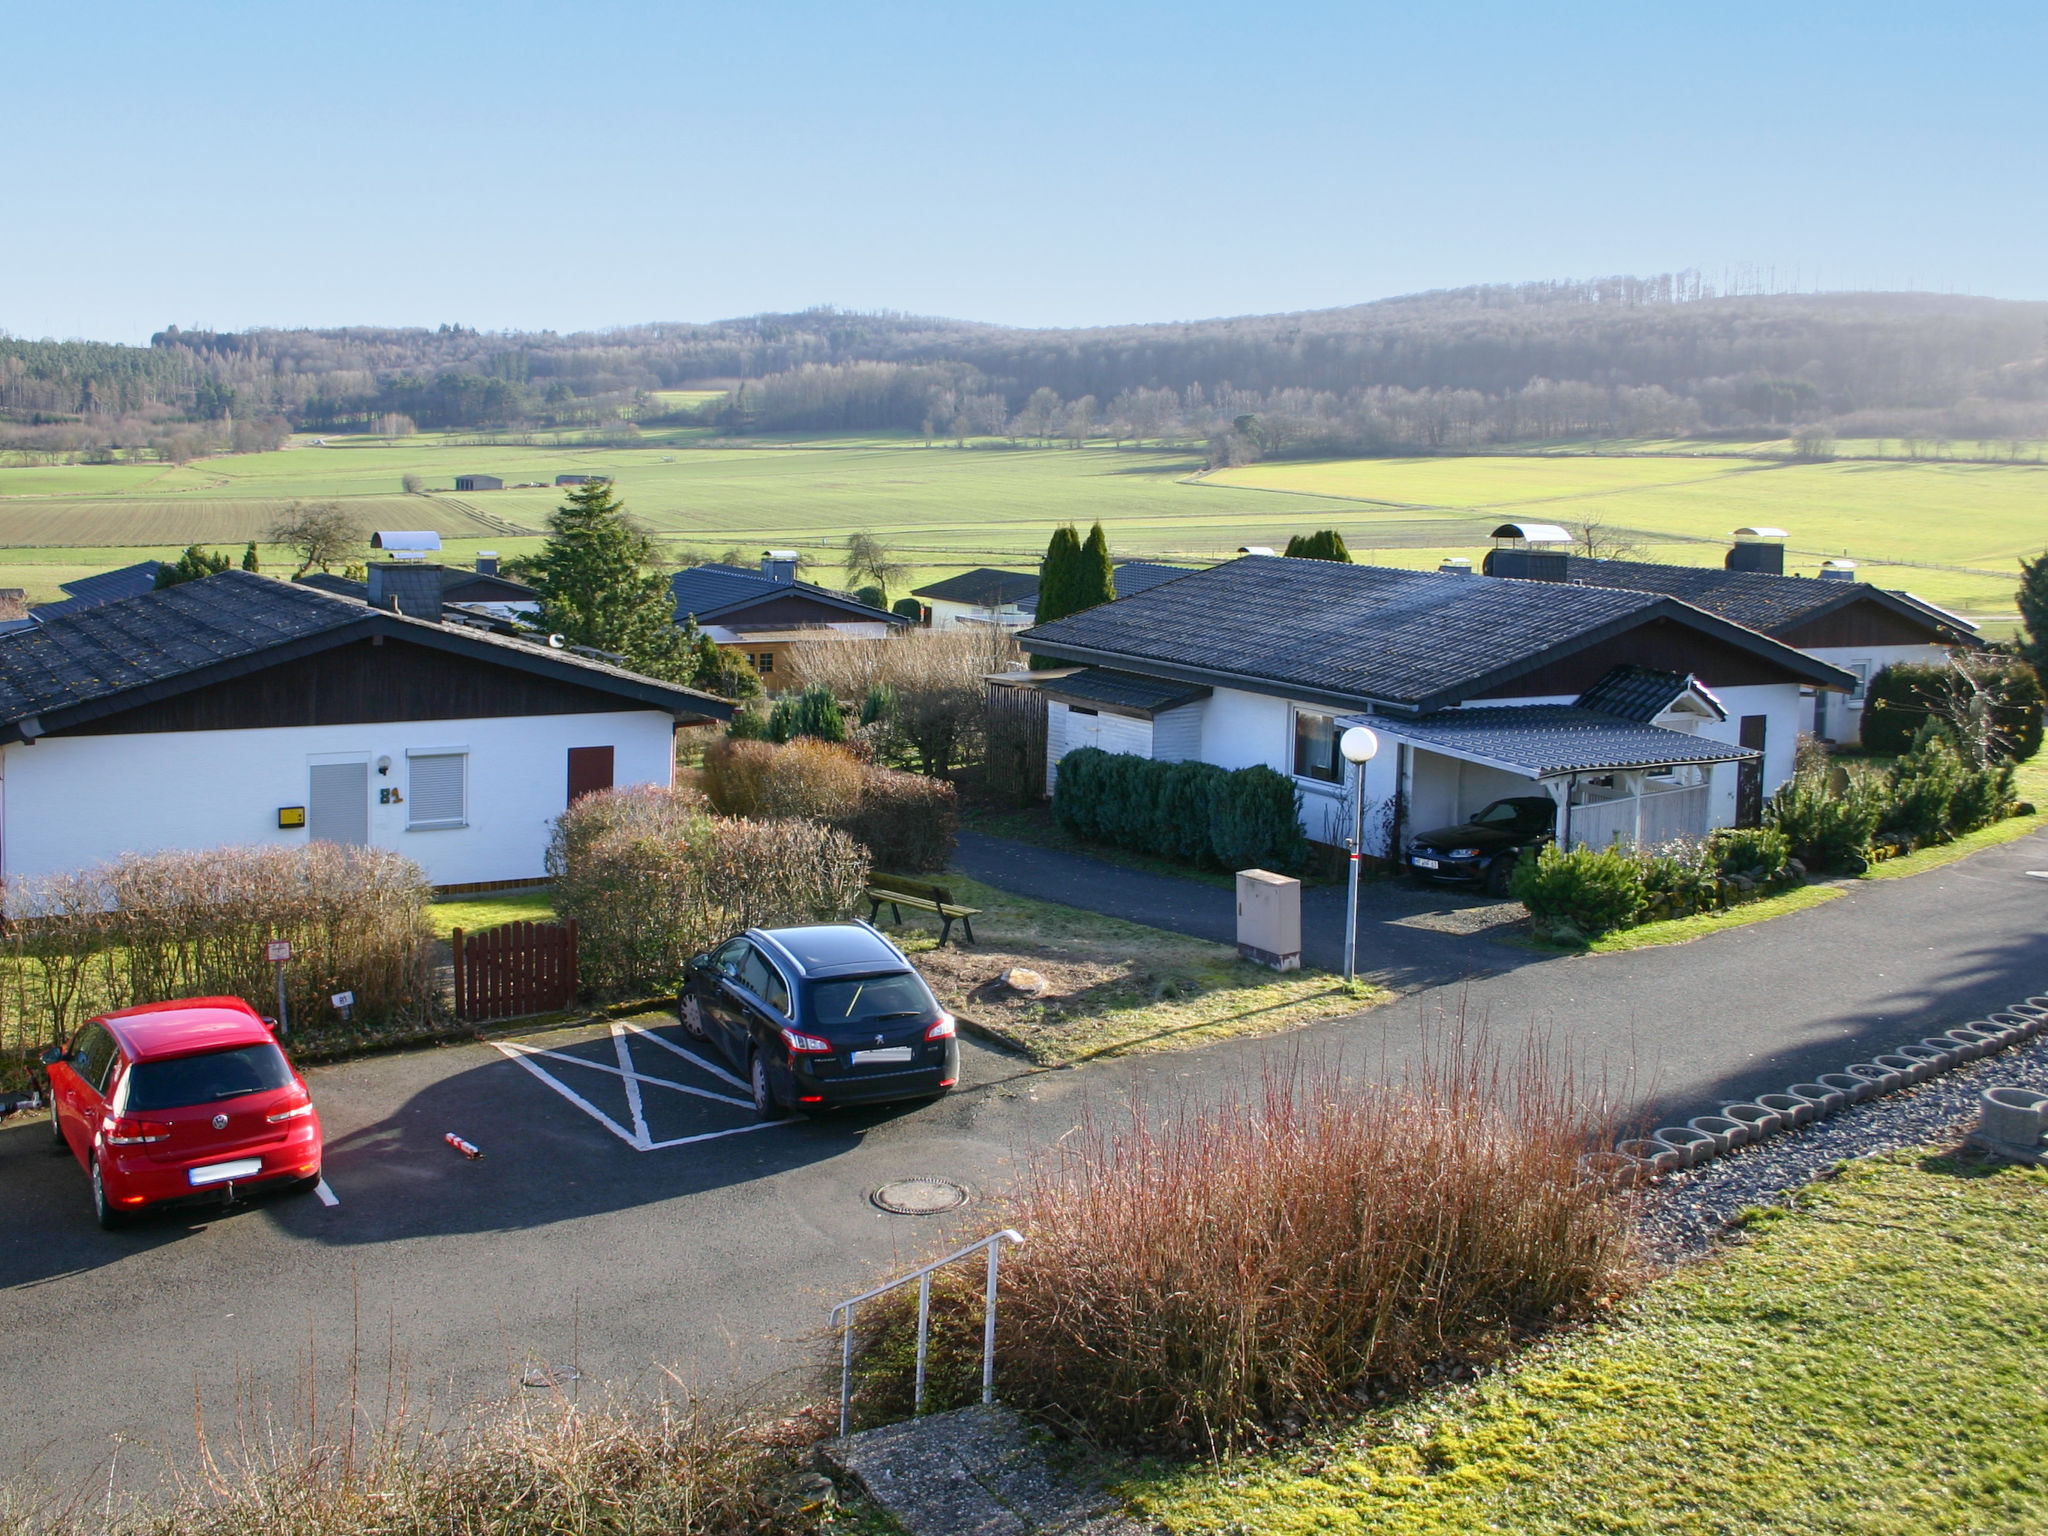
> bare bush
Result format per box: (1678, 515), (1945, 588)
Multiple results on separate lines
(548, 786), (869, 997)
(784, 628), (1019, 776)
(702, 739), (957, 872)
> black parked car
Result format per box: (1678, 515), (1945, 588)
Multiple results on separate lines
(679, 922), (958, 1117)
(1407, 795), (1558, 896)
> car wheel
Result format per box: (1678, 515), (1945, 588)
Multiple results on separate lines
(91, 1159), (125, 1231)
(749, 1049), (787, 1121)
(1484, 856), (1516, 898)
(681, 995), (709, 1040)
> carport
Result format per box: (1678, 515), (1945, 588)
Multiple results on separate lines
(1340, 705), (1762, 850)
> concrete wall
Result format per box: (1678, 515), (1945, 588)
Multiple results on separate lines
(0, 710), (676, 890)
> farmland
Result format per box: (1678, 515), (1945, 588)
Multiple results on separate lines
(0, 432), (2040, 621)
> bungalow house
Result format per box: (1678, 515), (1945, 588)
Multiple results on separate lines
(670, 551), (907, 684)
(0, 569), (730, 893)
(1484, 526), (1979, 744)
(913, 561), (1197, 631)
(1017, 555), (1854, 859)
(297, 554), (542, 630)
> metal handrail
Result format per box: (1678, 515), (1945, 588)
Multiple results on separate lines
(830, 1228), (1024, 1436)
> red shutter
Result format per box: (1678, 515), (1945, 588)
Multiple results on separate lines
(566, 745), (615, 805)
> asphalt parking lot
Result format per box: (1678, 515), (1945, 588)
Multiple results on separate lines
(4, 825), (2045, 1496)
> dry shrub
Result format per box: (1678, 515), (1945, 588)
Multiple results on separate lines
(703, 739), (958, 873)
(0, 844), (435, 1054)
(548, 786), (869, 997)
(785, 628), (1019, 776)
(856, 1033), (1638, 1454)
(839, 766), (959, 874)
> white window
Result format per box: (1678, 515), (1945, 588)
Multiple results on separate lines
(1847, 661), (1871, 704)
(407, 750), (468, 829)
(1293, 709), (1341, 784)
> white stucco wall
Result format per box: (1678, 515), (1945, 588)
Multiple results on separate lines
(0, 710), (677, 889)
(927, 598), (1031, 632)
(1802, 642), (1949, 744)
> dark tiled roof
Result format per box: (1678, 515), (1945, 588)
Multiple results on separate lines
(30, 560), (165, 619)
(0, 570), (728, 736)
(913, 568), (1038, 606)
(669, 564), (904, 625)
(1555, 555), (1974, 641)
(1019, 555), (1841, 713)
(294, 568), (538, 604)
(1040, 668), (1212, 714)
(1575, 664), (1699, 723)
(1370, 705), (1758, 777)
(1112, 561), (1199, 598)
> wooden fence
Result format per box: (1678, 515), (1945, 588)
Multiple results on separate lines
(451, 920), (579, 1022)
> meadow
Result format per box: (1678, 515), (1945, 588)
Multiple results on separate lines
(0, 432), (2039, 621)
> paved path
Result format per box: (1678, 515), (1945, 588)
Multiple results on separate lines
(3, 824), (2043, 1497)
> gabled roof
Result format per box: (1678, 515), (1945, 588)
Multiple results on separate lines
(1019, 555), (1851, 716)
(1553, 555), (1979, 644)
(913, 568), (1039, 606)
(1112, 561), (1199, 598)
(295, 568), (539, 604)
(0, 570), (729, 743)
(669, 564), (907, 626)
(1359, 705), (1758, 779)
(1574, 664), (1725, 724)
(1040, 668), (1211, 716)
(30, 560), (165, 620)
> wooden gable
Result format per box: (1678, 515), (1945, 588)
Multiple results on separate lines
(1469, 615), (1810, 701)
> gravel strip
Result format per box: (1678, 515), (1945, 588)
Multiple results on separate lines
(1639, 1031), (2048, 1261)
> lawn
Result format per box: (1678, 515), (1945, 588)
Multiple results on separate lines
(427, 888), (558, 938)
(1122, 1149), (2048, 1535)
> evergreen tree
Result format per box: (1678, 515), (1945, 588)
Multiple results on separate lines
(1077, 522), (1116, 609)
(1284, 530), (1353, 562)
(2018, 549), (2048, 678)
(241, 541), (261, 572)
(154, 544), (233, 588)
(1030, 524), (1084, 668)
(528, 478), (694, 684)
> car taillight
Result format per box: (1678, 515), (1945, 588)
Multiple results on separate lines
(781, 1027), (833, 1054)
(926, 1013), (956, 1040)
(267, 1101), (314, 1124)
(105, 1116), (171, 1145)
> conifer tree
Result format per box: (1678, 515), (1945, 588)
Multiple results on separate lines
(241, 541), (260, 572)
(1284, 529), (1353, 561)
(529, 478), (695, 684)
(1077, 522), (1116, 609)
(1029, 524), (1084, 669)
(154, 544), (233, 588)
(2018, 549), (2048, 679)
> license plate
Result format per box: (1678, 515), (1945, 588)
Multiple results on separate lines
(850, 1047), (914, 1065)
(1412, 857), (1440, 870)
(188, 1158), (263, 1187)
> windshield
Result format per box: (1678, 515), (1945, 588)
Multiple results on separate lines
(808, 972), (937, 1028)
(1473, 802), (1523, 826)
(122, 1044), (294, 1112)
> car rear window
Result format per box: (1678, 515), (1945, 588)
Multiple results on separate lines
(123, 1045), (294, 1112)
(808, 972), (936, 1027)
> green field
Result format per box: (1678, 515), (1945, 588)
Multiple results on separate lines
(1, 433), (2040, 620)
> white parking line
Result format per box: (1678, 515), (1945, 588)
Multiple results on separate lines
(502, 1039), (750, 1108)
(620, 1020), (750, 1090)
(489, 1028), (773, 1153)
(314, 1178), (339, 1207)
(494, 1041), (645, 1148)
(612, 1024), (651, 1145)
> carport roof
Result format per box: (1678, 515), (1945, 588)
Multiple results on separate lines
(1352, 705), (1759, 780)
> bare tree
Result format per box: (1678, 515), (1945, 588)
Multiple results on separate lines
(268, 501), (364, 577)
(842, 531), (909, 599)
(1574, 520), (1644, 561)
(401, 473), (424, 494)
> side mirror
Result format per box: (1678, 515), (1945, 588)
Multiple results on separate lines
(688, 954), (710, 973)
(40, 1046), (65, 1067)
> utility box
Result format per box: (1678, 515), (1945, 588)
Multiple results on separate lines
(1236, 868), (1301, 971)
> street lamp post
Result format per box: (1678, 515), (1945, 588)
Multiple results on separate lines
(1339, 726), (1380, 983)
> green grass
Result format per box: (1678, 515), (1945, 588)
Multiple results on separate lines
(427, 888), (557, 938)
(1122, 1150), (2048, 1535)
(1577, 882), (1845, 952)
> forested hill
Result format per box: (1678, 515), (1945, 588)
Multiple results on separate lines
(7, 278), (2048, 460)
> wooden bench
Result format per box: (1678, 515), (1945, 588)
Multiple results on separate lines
(866, 876), (980, 946)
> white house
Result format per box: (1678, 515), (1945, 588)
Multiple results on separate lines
(1019, 555), (1855, 860)
(0, 568), (731, 894)
(913, 561), (1199, 632)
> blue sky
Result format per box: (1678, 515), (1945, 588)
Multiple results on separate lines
(6, 1), (2043, 342)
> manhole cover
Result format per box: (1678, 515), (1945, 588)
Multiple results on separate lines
(871, 1178), (971, 1215)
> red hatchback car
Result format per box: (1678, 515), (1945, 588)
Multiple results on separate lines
(42, 997), (323, 1228)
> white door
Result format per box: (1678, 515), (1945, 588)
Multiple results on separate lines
(307, 761), (369, 846)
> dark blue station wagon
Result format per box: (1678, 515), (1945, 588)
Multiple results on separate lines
(679, 922), (959, 1116)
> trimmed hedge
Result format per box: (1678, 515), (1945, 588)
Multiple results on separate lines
(1053, 748), (1307, 872)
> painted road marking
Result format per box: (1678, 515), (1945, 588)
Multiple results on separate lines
(314, 1179), (339, 1207)
(621, 1021), (750, 1090)
(490, 1028), (771, 1153)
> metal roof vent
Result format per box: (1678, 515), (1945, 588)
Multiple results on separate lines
(1818, 559), (1858, 582)
(1727, 527), (1788, 575)
(1438, 557), (1473, 575)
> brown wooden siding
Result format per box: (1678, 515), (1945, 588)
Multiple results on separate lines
(716, 593), (878, 628)
(1777, 599), (1950, 649)
(1469, 617), (1806, 700)
(49, 637), (653, 737)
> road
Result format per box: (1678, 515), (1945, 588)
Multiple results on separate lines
(3, 825), (2044, 1494)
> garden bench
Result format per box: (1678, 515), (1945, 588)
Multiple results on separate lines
(865, 876), (979, 946)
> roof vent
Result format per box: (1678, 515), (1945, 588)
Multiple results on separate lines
(761, 549), (799, 584)
(1726, 527), (1788, 575)
(1482, 548), (1568, 582)
(1236, 545), (1277, 557)
(1438, 557), (1473, 576)
(367, 562), (445, 621)
(475, 551), (499, 576)
(1818, 558), (1857, 582)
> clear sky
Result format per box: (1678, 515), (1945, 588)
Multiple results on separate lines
(6, 0), (2043, 343)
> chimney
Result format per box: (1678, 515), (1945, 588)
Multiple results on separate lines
(761, 549), (798, 584)
(1818, 559), (1857, 582)
(1482, 548), (1567, 582)
(1438, 557), (1473, 576)
(1725, 527), (1787, 576)
(474, 550), (498, 576)
(368, 562), (445, 621)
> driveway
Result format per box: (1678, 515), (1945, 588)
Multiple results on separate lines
(3, 825), (2044, 1493)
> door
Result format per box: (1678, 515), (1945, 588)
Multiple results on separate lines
(307, 761), (369, 846)
(1736, 715), (1768, 828)
(703, 938), (754, 1067)
(56, 1023), (119, 1166)
(567, 745), (614, 806)
(737, 944), (792, 1062)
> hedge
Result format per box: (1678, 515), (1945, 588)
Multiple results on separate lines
(1862, 658), (2044, 760)
(1053, 748), (1307, 872)
(701, 737), (958, 872)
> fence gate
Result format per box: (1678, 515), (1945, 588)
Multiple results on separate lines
(452, 920), (579, 1022)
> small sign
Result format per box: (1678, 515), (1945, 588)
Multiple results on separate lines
(330, 990), (354, 1009)
(278, 806), (306, 828)
(266, 940), (292, 963)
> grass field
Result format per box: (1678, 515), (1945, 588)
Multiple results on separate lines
(1, 433), (2040, 621)
(1124, 1149), (2048, 1534)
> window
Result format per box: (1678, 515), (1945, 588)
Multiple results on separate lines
(1847, 661), (1871, 703)
(407, 750), (467, 829)
(754, 652), (774, 675)
(122, 1045), (293, 1112)
(809, 972), (937, 1027)
(69, 1024), (119, 1097)
(712, 938), (750, 978)
(740, 946), (790, 1015)
(1293, 709), (1340, 783)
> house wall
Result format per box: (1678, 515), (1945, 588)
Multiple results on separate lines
(927, 598), (1032, 632)
(1800, 642), (1949, 745)
(1044, 701), (1153, 790)
(0, 710), (676, 891)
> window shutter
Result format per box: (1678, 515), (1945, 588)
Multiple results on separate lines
(408, 753), (467, 828)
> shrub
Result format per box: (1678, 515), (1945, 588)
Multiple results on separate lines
(1861, 662), (1944, 756)
(1156, 760), (1227, 862)
(1949, 757), (2017, 835)
(838, 766), (961, 873)
(855, 1043), (1636, 1453)
(765, 683), (846, 744)
(548, 786), (868, 997)
(1637, 840), (1717, 919)
(785, 628), (1018, 775)
(1510, 843), (1646, 940)
(1094, 752), (1165, 850)
(1863, 657), (2045, 761)
(1205, 764), (1309, 872)
(1051, 746), (1112, 841)
(1709, 825), (1790, 880)
(1880, 726), (1967, 849)
(0, 844), (435, 1055)
(1768, 764), (1885, 870)
(701, 738), (956, 872)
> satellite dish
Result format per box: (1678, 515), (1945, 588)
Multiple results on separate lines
(548, 634), (566, 649)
